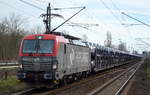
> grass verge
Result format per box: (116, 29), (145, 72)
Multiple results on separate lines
(145, 68), (150, 78)
(0, 76), (28, 95)
(145, 59), (150, 79)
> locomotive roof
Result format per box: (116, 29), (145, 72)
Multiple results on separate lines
(23, 32), (80, 41)
(23, 32), (81, 41)
(50, 32), (81, 40)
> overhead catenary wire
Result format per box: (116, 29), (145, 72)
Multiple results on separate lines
(20, 0), (85, 13)
(60, 0), (102, 38)
(68, 0), (128, 44)
(98, 0), (123, 25)
(122, 12), (150, 28)
(97, 0), (126, 34)
(34, 0), (49, 3)
(109, 0), (126, 21)
(19, 0), (45, 11)
(0, 1), (37, 18)
(135, 38), (150, 47)
(98, 0), (131, 36)
(68, 1), (98, 25)
(98, 0), (139, 51)
(110, 0), (135, 45)
(135, 38), (150, 51)
(68, 0), (112, 44)
(50, 0), (107, 42)
(109, 0), (121, 13)
(99, 0), (133, 34)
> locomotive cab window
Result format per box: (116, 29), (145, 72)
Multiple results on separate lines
(64, 44), (66, 54)
(22, 39), (54, 54)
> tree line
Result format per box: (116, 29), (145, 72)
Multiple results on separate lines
(0, 14), (25, 60)
(0, 14), (42, 61)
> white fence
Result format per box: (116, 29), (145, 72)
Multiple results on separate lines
(0, 60), (18, 66)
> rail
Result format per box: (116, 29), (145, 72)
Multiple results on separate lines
(87, 59), (143, 95)
(114, 59), (142, 95)
(12, 88), (35, 95)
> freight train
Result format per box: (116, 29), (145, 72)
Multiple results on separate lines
(17, 32), (141, 86)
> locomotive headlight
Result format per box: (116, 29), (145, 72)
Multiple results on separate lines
(52, 64), (57, 69)
(19, 64), (23, 68)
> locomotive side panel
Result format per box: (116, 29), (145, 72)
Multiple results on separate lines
(64, 44), (91, 75)
(55, 43), (66, 79)
(55, 43), (91, 80)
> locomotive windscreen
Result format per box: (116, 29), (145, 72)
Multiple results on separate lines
(22, 39), (54, 54)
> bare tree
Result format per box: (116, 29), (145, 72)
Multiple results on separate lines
(0, 13), (26, 60)
(118, 41), (127, 51)
(30, 25), (43, 34)
(104, 31), (112, 48)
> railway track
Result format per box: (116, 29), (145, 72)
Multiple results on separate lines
(12, 88), (35, 95)
(11, 60), (142, 95)
(12, 87), (54, 95)
(16, 60), (139, 95)
(88, 59), (143, 95)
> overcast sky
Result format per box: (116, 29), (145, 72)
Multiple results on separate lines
(0, 0), (150, 53)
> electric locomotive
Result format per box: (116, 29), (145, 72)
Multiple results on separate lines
(17, 32), (91, 85)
